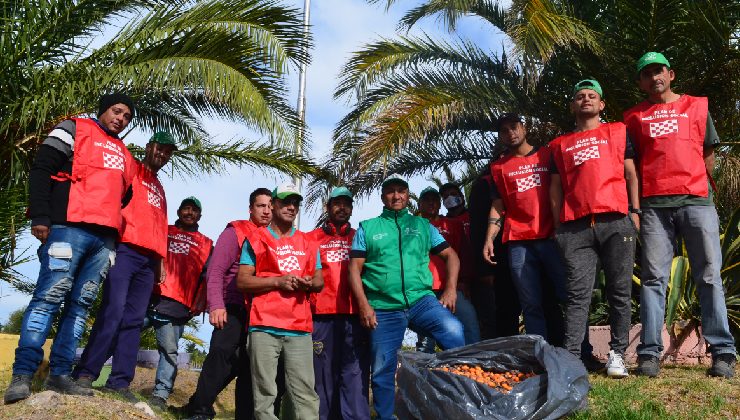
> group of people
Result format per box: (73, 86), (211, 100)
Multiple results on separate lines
(2, 51), (737, 420)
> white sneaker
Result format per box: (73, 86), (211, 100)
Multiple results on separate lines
(606, 350), (629, 378)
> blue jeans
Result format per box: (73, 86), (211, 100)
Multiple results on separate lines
(13, 225), (115, 376)
(508, 239), (567, 340)
(416, 290), (480, 352)
(143, 313), (186, 400)
(638, 206), (736, 358)
(371, 294), (464, 420)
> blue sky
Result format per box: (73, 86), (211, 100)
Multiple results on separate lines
(2, 0), (508, 348)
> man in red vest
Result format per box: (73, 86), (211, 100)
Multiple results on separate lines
(145, 196), (213, 409)
(550, 80), (640, 378)
(624, 52), (737, 378)
(237, 183), (323, 420)
(306, 186), (370, 420)
(417, 186), (480, 350)
(73, 132), (175, 400)
(4, 93), (137, 404)
(181, 187), (275, 419)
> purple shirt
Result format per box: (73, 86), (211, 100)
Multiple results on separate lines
(206, 226), (246, 311)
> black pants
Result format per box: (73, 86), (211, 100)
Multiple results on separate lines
(187, 304), (286, 419)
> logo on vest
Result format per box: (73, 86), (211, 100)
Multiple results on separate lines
(372, 232), (388, 241)
(404, 227), (420, 236)
(326, 249), (349, 263)
(169, 241), (190, 254)
(103, 153), (125, 171)
(278, 255), (301, 272)
(649, 119), (678, 137)
(515, 173), (541, 192)
(148, 191), (162, 208)
(573, 145), (601, 166)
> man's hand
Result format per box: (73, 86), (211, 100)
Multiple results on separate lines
(482, 238), (497, 266)
(31, 225), (50, 244)
(276, 275), (299, 291)
(158, 259), (166, 284)
(359, 303), (377, 329)
(209, 308), (228, 329)
(294, 275), (313, 291)
(439, 289), (457, 313)
(630, 213), (640, 232)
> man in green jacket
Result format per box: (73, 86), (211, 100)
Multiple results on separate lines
(347, 174), (465, 420)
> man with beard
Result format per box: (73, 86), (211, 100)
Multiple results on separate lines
(624, 52), (736, 378)
(74, 132), (176, 398)
(550, 80), (640, 378)
(306, 187), (370, 420)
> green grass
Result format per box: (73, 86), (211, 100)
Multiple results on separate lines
(570, 366), (739, 419)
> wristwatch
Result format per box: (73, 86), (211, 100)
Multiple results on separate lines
(629, 207), (642, 216)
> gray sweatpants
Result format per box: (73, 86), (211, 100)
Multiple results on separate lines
(554, 213), (636, 357)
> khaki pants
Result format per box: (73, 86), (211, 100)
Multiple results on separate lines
(249, 331), (319, 420)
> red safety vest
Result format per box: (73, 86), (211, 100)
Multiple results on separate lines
(306, 224), (357, 315)
(428, 217), (466, 290)
(550, 122), (629, 223)
(446, 211), (470, 238)
(228, 219), (260, 247)
(490, 147), (554, 241)
(154, 225), (213, 314)
(59, 118), (137, 232)
(249, 228), (317, 332)
(120, 162), (168, 257)
(623, 95), (709, 197)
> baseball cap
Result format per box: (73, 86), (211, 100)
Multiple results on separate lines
(419, 186), (440, 198)
(636, 51), (670, 73)
(328, 186), (353, 202)
(272, 183), (302, 200)
(573, 79), (603, 98)
(180, 196), (202, 211)
(381, 173), (409, 189)
(148, 131), (178, 150)
(494, 113), (524, 131)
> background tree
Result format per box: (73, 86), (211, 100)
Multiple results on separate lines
(2, 307), (27, 335)
(1, 0), (319, 288)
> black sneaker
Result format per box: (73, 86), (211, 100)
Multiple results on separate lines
(45, 375), (94, 396)
(707, 353), (736, 379)
(636, 354), (660, 377)
(149, 395), (167, 410)
(3, 374), (32, 404)
(102, 386), (139, 403)
(581, 354), (606, 372)
(75, 376), (94, 390)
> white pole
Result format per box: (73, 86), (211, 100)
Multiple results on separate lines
(294, 0), (311, 228)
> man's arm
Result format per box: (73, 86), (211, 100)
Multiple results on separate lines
(436, 247), (459, 313)
(482, 198), (505, 265)
(205, 228), (240, 328)
(704, 147), (715, 174)
(549, 174), (563, 231)
(624, 158), (641, 230)
(348, 257), (376, 329)
(236, 264), (297, 293)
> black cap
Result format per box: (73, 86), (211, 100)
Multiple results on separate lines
(493, 112), (523, 131)
(98, 93), (135, 118)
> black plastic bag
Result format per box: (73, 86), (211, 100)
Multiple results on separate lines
(395, 335), (590, 419)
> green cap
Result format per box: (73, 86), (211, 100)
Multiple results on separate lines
(272, 183), (302, 200)
(180, 196), (202, 211)
(328, 186), (353, 202)
(573, 79), (603, 98)
(636, 51), (670, 73)
(419, 186), (440, 198)
(148, 131), (177, 149)
(381, 173), (409, 189)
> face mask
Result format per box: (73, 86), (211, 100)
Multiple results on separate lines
(443, 195), (463, 209)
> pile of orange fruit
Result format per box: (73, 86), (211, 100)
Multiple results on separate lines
(432, 364), (535, 393)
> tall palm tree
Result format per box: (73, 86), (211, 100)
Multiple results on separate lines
(0, 0), (319, 287)
(313, 0), (739, 216)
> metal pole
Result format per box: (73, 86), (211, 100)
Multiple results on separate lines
(293, 0), (310, 228)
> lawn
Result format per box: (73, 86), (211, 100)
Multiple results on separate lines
(0, 364), (737, 419)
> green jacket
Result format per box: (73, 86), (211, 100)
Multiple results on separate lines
(359, 208), (434, 310)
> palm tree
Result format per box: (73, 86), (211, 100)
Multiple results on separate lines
(0, 0), (319, 286)
(313, 0), (739, 217)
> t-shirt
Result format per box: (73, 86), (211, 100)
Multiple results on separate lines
(240, 225), (320, 337)
(638, 113), (720, 208)
(351, 223), (447, 254)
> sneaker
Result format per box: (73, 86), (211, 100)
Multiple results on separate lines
(45, 375), (94, 396)
(636, 354), (660, 377)
(102, 386), (139, 403)
(707, 353), (736, 379)
(149, 395), (167, 410)
(75, 376), (94, 390)
(3, 374), (32, 404)
(581, 354), (606, 373)
(605, 350), (629, 378)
